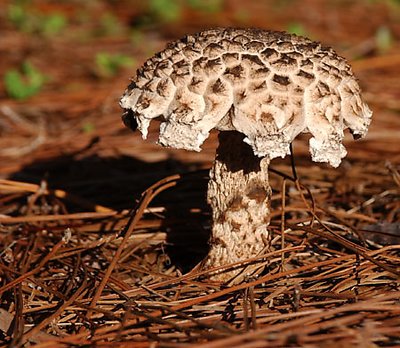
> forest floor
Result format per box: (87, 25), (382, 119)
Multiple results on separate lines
(0, 1), (400, 346)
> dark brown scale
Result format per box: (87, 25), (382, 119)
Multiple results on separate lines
(297, 69), (315, 80)
(224, 65), (245, 78)
(211, 79), (226, 94)
(192, 57), (208, 72)
(273, 74), (291, 86)
(249, 81), (268, 92)
(244, 40), (265, 52)
(242, 54), (265, 67)
(260, 112), (275, 123)
(274, 53), (297, 67)
(261, 48), (279, 59)
(156, 79), (170, 97)
(204, 58), (223, 73)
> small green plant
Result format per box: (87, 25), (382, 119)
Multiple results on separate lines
(7, 4), (30, 31)
(95, 53), (135, 78)
(97, 13), (124, 36)
(7, 4), (67, 36)
(130, 29), (144, 46)
(186, 0), (223, 12)
(286, 22), (307, 36)
(375, 25), (393, 53)
(41, 13), (67, 36)
(233, 9), (250, 24)
(82, 122), (95, 133)
(149, 0), (182, 22)
(4, 61), (47, 100)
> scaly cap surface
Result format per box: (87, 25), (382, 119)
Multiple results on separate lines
(120, 28), (372, 167)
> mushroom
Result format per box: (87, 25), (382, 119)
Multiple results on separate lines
(120, 28), (372, 282)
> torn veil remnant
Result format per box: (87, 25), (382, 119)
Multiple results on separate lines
(120, 28), (372, 283)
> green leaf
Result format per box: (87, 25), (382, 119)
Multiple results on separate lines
(98, 13), (123, 36)
(41, 13), (67, 36)
(7, 4), (35, 32)
(7, 4), (26, 28)
(186, 0), (223, 12)
(130, 29), (144, 46)
(4, 62), (46, 100)
(286, 22), (306, 36)
(7, 4), (67, 36)
(375, 26), (393, 53)
(233, 9), (250, 24)
(149, 0), (181, 22)
(95, 53), (135, 78)
(82, 122), (95, 133)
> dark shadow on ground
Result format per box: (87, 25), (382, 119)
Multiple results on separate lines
(8, 150), (210, 273)
(160, 170), (211, 272)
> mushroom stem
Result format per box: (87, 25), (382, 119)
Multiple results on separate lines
(204, 131), (271, 282)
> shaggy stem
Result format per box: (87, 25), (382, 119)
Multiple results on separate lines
(203, 131), (271, 282)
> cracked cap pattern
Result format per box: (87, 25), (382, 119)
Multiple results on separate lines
(120, 28), (372, 167)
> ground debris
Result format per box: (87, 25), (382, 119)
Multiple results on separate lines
(1, 0), (400, 346)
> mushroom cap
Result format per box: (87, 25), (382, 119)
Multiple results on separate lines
(120, 28), (372, 167)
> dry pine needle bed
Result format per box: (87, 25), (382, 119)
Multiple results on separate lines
(1, 158), (400, 347)
(1, 2), (400, 346)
